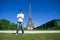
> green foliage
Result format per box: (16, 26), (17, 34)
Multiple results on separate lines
(35, 19), (60, 30)
(0, 19), (10, 30)
(0, 19), (17, 30)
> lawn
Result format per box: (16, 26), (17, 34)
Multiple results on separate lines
(0, 33), (60, 40)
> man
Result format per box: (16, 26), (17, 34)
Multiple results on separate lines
(16, 10), (24, 35)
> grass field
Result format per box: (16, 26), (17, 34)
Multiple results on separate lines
(0, 33), (60, 40)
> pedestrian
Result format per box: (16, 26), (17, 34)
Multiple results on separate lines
(16, 9), (24, 35)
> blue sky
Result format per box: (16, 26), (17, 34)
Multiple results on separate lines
(0, 0), (60, 27)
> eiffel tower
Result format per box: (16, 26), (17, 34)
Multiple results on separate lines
(26, 4), (34, 30)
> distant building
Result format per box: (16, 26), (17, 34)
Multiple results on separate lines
(26, 3), (34, 30)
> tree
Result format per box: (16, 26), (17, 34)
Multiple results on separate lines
(0, 19), (17, 30)
(0, 19), (10, 30)
(9, 23), (17, 30)
(35, 19), (60, 30)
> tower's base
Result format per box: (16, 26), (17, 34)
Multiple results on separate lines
(27, 27), (33, 30)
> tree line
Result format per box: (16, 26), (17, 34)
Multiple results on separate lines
(0, 19), (60, 30)
(34, 19), (60, 30)
(0, 19), (17, 30)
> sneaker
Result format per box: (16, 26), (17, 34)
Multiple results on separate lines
(16, 34), (18, 35)
(22, 34), (24, 35)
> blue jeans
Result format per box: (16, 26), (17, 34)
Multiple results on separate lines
(16, 22), (24, 34)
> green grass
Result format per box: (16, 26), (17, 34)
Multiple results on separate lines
(0, 33), (60, 40)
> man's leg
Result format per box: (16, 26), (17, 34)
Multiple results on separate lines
(21, 23), (24, 35)
(16, 22), (19, 35)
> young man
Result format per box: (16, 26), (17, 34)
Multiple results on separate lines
(16, 10), (24, 35)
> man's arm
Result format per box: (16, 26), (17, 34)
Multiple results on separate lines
(17, 14), (24, 19)
(17, 14), (22, 18)
(18, 16), (22, 18)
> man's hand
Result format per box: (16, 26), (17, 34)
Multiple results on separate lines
(18, 16), (22, 18)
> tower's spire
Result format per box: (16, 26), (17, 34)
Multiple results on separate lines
(29, 3), (31, 18)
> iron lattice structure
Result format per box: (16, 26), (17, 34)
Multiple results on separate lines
(26, 3), (34, 30)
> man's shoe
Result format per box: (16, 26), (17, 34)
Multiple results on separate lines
(22, 34), (24, 35)
(16, 34), (18, 35)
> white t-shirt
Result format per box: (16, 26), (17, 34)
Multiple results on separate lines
(17, 13), (24, 22)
